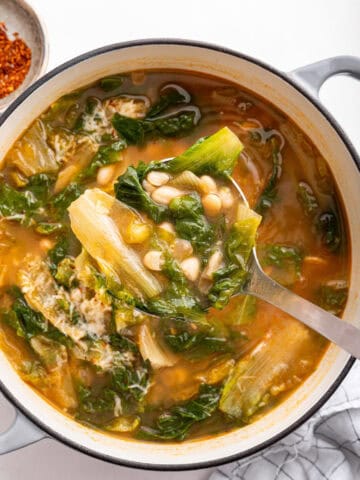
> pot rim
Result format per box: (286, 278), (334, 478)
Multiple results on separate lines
(0, 38), (357, 471)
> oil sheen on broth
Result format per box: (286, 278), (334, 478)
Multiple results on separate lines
(0, 70), (349, 442)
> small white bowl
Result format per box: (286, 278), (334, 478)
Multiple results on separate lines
(0, 0), (49, 112)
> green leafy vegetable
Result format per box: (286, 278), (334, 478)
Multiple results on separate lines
(0, 173), (53, 225)
(220, 321), (310, 420)
(54, 257), (76, 288)
(146, 253), (205, 322)
(114, 165), (168, 223)
(147, 87), (189, 118)
(297, 182), (319, 216)
(164, 319), (228, 356)
(69, 189), (163, 300)
(259, 244), (303, 286)
(169, 193), (215, 254)
(0, 183), (38, 223)
(112, 114), (150, 145)
(35, 222), (64, 235)
(18, 256), (85, 342)
(112, 111), (198, 145)
(43, 92), (82, 128)
(73, 97), (103, 133)
(261, 244), (303, 272)
(112, 363), (150, 404)
(318, 282), (348, 315)
(208, 266), (248, 310)
(2, 288), (47, 340)
(152, 111), (197, 137)
(77, 336), (151, 425)
(317, 211), (341, 252)
(158, 127), (243, 178)
(5, 119), (58, 177)
(228, 295), (257, 325)
(77, 385), (118, 421)
(255, 138), (282, 214)
(99, 75), (123, 92)
(138, 384), (221, 441)
(48, 237), (70, 275)
(51, 183), (83, 218)
(77, 140), (126, 182)
(30, 335), (77, 409)
(138, 323), (177, 369)
(209, 205), (261, 309)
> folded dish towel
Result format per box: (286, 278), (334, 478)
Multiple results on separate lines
(210, 361), (360, 480)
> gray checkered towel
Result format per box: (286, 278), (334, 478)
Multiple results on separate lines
(210, 362), (360, 480)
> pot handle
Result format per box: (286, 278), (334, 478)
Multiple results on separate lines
(0, 408), (47, 454)
(289, 55), (360, 97)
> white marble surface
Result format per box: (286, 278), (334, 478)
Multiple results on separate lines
(0, 0), (360, 478)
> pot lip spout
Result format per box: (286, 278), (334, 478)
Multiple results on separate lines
(0, 38), (357, 471)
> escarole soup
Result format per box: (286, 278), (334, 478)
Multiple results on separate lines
(0, 71), (349, 441)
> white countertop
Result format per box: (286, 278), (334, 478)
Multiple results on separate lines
(0, 0), (360, 478)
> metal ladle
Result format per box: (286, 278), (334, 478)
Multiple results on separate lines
(228, 176), (360, 359)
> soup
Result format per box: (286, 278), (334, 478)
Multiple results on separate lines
(0, 70), (349, 441)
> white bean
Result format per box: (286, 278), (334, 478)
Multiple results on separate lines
(159, 222), (176, 235)
(180, 256), (201, 282)
(142, 179), (156, 194)
(173, 239), (193, 261)
(147, 171), (170, 187)
(200, 175), (217, 194)
(143, 251), (164, 271)
(151, 186), (184, 205)
(97, 164), (116, 186)
(202, 250), (224, 280)
(202, 193), (222, 217)
(218, 186), (234, 209)
(39, 238), (54, 251)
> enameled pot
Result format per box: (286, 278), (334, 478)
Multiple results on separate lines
(0, 40), (360, 471)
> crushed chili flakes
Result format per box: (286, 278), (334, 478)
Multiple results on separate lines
(0, 22), (32, 99)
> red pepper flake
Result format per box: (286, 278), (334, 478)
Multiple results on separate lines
(0, 22), (32, 99)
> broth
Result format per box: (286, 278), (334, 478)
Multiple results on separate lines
(0, 70), (349, 442)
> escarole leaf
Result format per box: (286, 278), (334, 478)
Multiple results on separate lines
(18, 256), (85, 342)
(0, 173), (54, 225)
(68, 188), (162, 300)
(158, 127), (243, 177)
(169, 193), (215, 255)
(258, 244), (303, 286)
(220, 321), (310, 420)
(114, 128), (242, 224)
(138, 323), (178, 369)
(112, 110), (198, 145)
(138, 384), (221, 441)
(255, 137), (282, 214)
(226, 205), (262, 268)
(114, 165), (168, 223)
(77, 140), (126, 182)
(147, 86), (190, 118)
(30, 335), (77, 409)
(53, 137), (97, 193)
(146, 253), (206, 322)
(163, 318), (229, 357)
(209, 204), (261, 309)
(5, 120), (58, 177)
(318, 281), (348, 315)
(2, 287), (48, 340)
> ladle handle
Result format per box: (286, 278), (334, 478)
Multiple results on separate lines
(289, 56), (360, 97)
(245, 264), (360, 359)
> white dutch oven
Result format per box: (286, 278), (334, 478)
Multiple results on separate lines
(0, 40), (359, 470)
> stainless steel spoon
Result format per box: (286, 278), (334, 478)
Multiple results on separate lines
(227, 176), (360, 359)
(157, 156), (360, 358)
